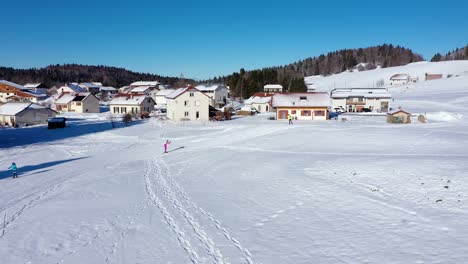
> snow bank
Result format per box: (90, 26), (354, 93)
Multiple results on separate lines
(426, 112), (463, 122)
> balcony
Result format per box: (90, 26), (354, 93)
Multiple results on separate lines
(346, 100), (366, 105)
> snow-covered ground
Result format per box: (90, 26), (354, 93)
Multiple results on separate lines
(1, 62), (468, 264)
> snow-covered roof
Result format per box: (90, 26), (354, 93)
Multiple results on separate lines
(130, 86), (152, 93)
(166, 86), (209, 99)
(55, 92), (91, 104)
(390, 74), (409, 80)
(155, 89), (175, 96)
(109, 95), (151, 105)
(195, 84), (227, 92)
(0, 102), (47, 115)
(244, 96), (272, 105)
(99, 86), (117, 91)
(79, 82), (102, 88)
(264, 84), (283, 89)
(24, 83), (44, 88)
(0, 80), (28, 90)
(272, 93), (330, 107)
(388, 109), (411, 115)
(130, 81), (160, 87)
(60, 84), (87, 93)
(330, 88), (392, 99)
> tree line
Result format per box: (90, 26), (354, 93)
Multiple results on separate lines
(431, 44), (468, 62)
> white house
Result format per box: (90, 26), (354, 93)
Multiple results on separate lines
(195, 84), (229, 107)
(272, 93), (330, 121)
(166, 86), (210, 122)
(57, 84), (87, 94)
(109, 94), (155, 116)
(0, 80), (46, 103)
(264, 84), (283, 93)
(0, 102), (56, 127)
(389, 74), (409, 86)
(24, 83), (49, 94)
(154, 89), (175, 110)
(330, 88), (391, 113)
(55, 92), (100, 113)
(244, 93), (272, 113)
(78, 82), (102, 94)
(99, 86), (117, 95)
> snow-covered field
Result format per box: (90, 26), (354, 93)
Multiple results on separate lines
(1, 62), (468, 264)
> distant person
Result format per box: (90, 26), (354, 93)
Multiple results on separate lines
(8, 162), (18, 178)
(288, 114), (293, 125)
(164, 140), (171, 153)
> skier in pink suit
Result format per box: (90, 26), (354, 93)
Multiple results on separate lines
(164, 140), (171, 153)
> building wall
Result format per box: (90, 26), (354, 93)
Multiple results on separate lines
(82, 95), (100, 113)
(331, 98), (390, 112)
(167, 91), (210, 121)
(390, 79), (408, 86)
(110, 98), (155, 116)
(155, 95), (167, 106)
(331, 98), (346, 110)
(276, 107), (328, 121)
(247, 103), (271, 113)
(1, 108), (55, 126)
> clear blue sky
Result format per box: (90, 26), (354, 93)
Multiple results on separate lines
(1, 0), (467, 79)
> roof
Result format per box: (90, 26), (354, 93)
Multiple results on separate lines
(244, 96), (272, 105)
(155, 89), (175, 96)
(272, 93), (330, 107)
(0, 80), (28, 90)
(166, 86), (209, 99)
(0, 102), (48, 116)
(264, 84), (283, 89)
(195, 84), (227, 92)
(24, 83), (45, 88)
(60, 84), (87, 93)
(252, 92), (275, 97)
(79, 82), (102, 88)
(390, 74), (409, 80)
(109, 94), (152, 105)
(388, 109), (411, 115)
(99, 86), (117, 91)
(330, 88), (392, 99)
(55, 92), (91, 104)
(130, 81), (160, 87)
(130, 86), (153, 93)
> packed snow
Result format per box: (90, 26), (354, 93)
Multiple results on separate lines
(1, 61), (468, 264)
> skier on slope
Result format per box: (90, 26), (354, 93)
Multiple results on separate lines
(164, 140), (171, 153)
(8, 162), (18, 178)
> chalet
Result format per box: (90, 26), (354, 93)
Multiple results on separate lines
(109, 94), (155, 116)
(166, 86), (210, 122)
(330, 88), (392, 113)
(79, 82), (103, 95)
(272, 93), (330, 121)
(390, 74), (409, 85)
(24, 83), (48, 94)
(154, 89), (175, 110)
(244, 93), (273, 113)
(55, 92), (100, 113)
(99, 86), (117, 96)
(0, 102), (56, 127)
(387, 109), (411, 124)
(0, 80), (46, 103)
(425, 73), (443, 81)
(57, 83), (87, 94)
(264, 84), (283, 93)
(195, 84), (229, 108)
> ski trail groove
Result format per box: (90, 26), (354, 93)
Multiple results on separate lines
(152, 158), (227, 264)
(161, 159), (255, 264)
(144, 159), (200, 264)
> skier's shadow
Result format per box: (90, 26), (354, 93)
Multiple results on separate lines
(166, 146), (185, 153)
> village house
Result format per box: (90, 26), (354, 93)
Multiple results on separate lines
(24, 83), (49, 94)
(109, 94), (155, 116)
(387, 109), (412, 124)
(154, 89), (175, 111)
(195, 84), (229, 107)
(264, 84), (283, 93)
(57, 83), (87, 94)
(166, 86), (210, 122)
(272, 93), (330, 121)
(79, 82), (103, 95)
(425, 73), (443, 81)
(244, 93), (273, 113)
(389, 74), (409, 85)
(0, 80), (46, 103)
(330, 88), (392, 113)
(0, 102), (56, 127)
(55, 92), (100, 113)
(99, 86), (118, 96)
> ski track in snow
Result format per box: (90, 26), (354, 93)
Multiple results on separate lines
(160, 159), (255, 264)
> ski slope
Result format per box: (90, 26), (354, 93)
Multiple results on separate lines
(1, 62), (468, 263)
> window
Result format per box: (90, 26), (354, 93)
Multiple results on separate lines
(301, 110), (311, 116)
(76, 102), (82, 106)
(114, 107), (119, 113)
(184, 111), (189, 117)
(196, 111), (200, 119)
(291, 110), (297, 115)
(189, 92), (194, 97)
(121, 107), (127, 113)
(184, 101), (188, 106)
(315, 110), (324, 116)
(299, 96), (307, 100)
(358, 98), (364, 102)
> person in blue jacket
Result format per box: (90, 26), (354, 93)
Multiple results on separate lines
(8, 162), (18, 178)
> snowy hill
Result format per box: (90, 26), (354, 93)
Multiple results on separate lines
(1, 66), (468, 263)
(305, 60), (468, 91)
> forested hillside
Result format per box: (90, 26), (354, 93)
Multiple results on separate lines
(431, 45), (468, 62)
